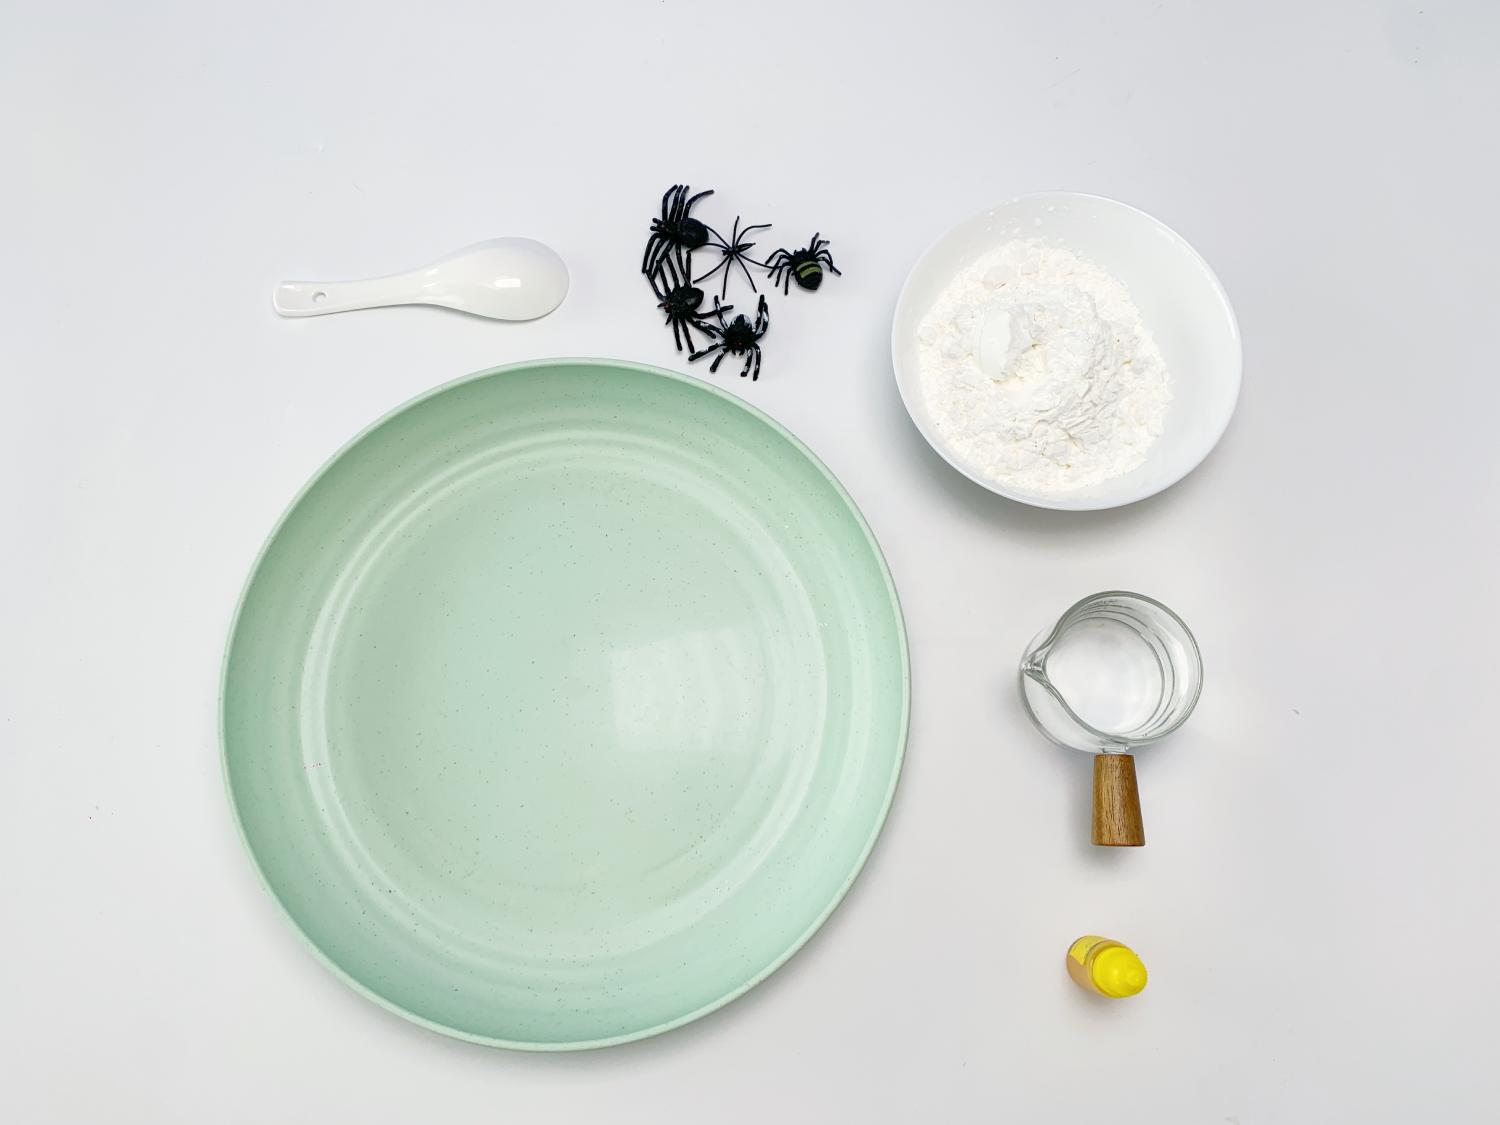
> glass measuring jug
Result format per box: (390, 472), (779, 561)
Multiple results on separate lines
(1020, 592), (1202, 846)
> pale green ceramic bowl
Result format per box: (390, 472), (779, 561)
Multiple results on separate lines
(222, 359), (909, 1049)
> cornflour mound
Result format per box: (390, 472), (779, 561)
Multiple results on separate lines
(917, 240), (1171, 494)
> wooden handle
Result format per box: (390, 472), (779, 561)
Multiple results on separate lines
(1092, 753), (1145, 847)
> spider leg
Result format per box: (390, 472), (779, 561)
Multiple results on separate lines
(755, 294), (769, 331)
(697, 302), (731, 338)
(689, 340), (722, 363)
(694, 256), (730, 286)
(696, 299), (733, 334)
(686, 313), (712, 350)
(664, 248), (689, 289)
(722, 253), (758, 299)
(646, 228), (688, 277)
(650, 188), (674, 247)
(684, 188), (713, 214)
(670, 314), (686, 353)
(680, 249), (708, 295)
(648, 241), (676, 277)
(734, 255), (759, 294)
(709, 351), (727, 374)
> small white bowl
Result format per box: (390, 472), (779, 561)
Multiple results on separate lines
(892, 193), (1242, 511)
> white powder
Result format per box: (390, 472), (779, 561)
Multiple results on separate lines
(917, 240), (1171, 493)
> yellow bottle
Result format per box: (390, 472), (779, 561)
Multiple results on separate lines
(1066, 935), (1147, 998)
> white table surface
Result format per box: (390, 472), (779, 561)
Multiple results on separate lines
(4, 2), (1497, 1121)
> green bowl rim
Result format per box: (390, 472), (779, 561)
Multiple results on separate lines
(218, 356), (912, 1051)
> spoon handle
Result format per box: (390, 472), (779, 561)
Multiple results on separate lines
(273, 275), (417, 317)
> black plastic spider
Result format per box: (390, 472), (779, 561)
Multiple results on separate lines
(642, 184), (714, 275)
(689, 295), (769, 381)
(648, 250), (721, 353)
(765, 233), (841, 293)
(694, 215), (771, 299)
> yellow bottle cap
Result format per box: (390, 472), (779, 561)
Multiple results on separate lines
(1090, 945), (1148, 997)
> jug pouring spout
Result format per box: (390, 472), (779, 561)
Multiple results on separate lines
(1020, 632), (1055, 684)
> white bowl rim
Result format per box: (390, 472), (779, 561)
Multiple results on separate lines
(891, 191), (1242, 511)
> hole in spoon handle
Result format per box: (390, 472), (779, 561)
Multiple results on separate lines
(1092, 753), (1145, 847)
(273, 281), (342, 316)
(272, 279), (394, 316)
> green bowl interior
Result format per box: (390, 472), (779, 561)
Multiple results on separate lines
(222, 360), (908, 1048)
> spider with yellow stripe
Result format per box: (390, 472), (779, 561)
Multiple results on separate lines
(765, 234), (840, 294)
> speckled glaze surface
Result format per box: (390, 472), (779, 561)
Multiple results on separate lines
(221, 358), (909, 1050)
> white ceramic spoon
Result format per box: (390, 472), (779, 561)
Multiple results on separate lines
(273, 238), (569, 321)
